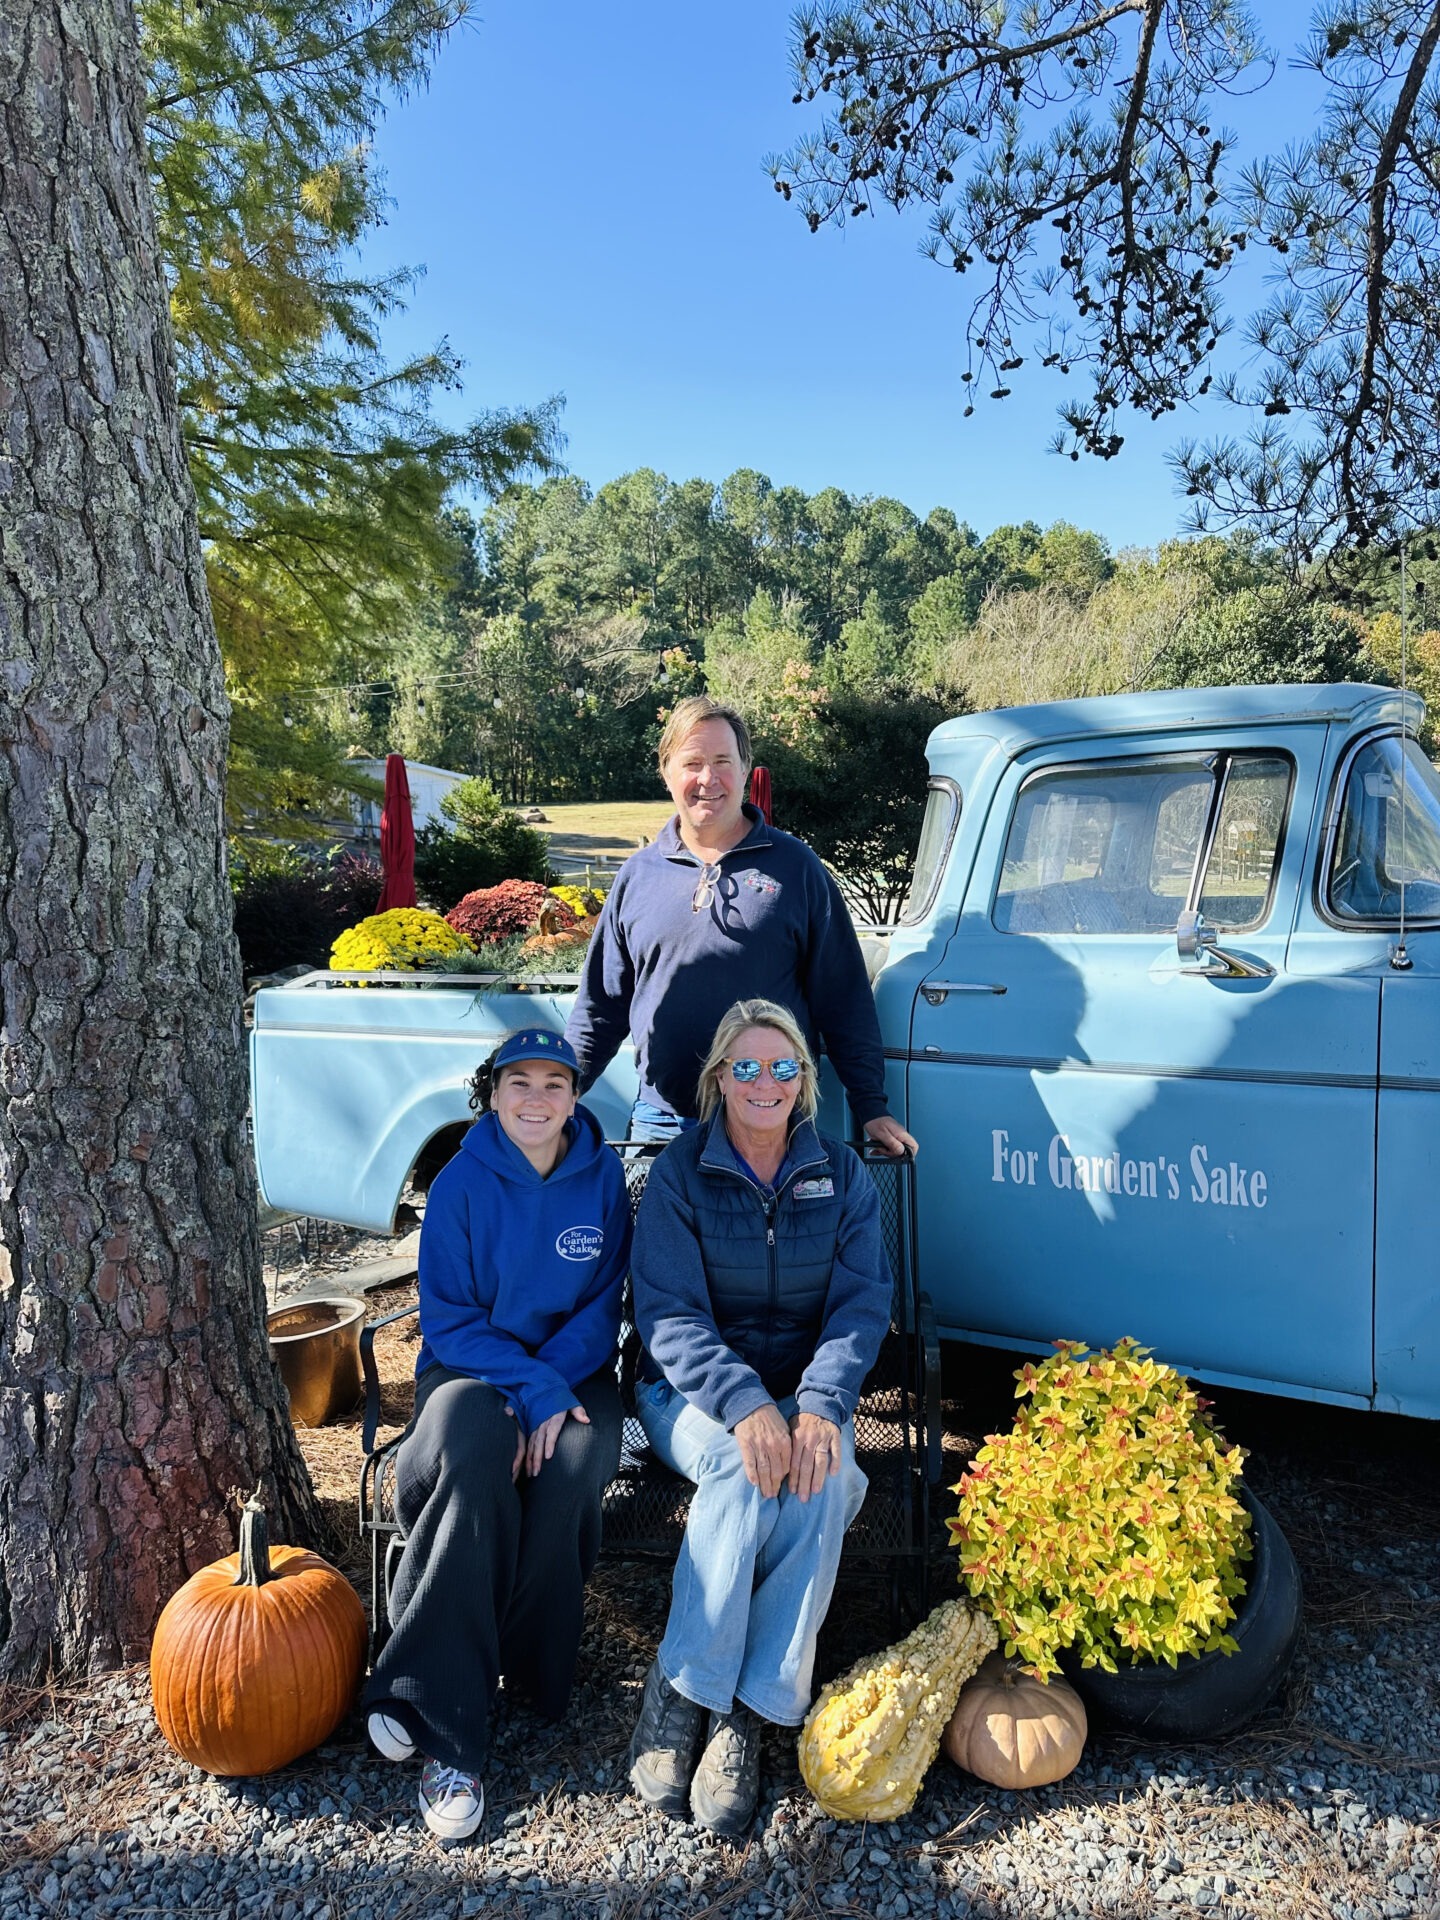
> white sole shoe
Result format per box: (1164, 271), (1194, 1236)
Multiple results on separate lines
(419, 1759), (485, 1841)
(367, 1708), (416, 1762)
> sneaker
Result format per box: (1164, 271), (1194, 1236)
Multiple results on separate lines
(418, 1758), (485, 1841)
(627, 1658), (706, 1816)
(690, 1705), (761, 1837)
(366, 1708), (416, 1763)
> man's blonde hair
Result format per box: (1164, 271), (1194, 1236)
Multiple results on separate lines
(696, 998), (818, 1124)
(657, 696), (752, 775)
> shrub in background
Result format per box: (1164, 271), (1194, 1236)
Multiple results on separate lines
(446, 879), (574, 947)
(231, 849), (383, 980)
(413, 778), (551, 911)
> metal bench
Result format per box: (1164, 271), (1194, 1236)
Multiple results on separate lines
(358, 1144), (942, 1647)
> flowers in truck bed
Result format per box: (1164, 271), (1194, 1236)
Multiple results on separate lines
(330, 908), (476, 973)
(548, 883), (607, 921)
(446, 880), (576, 946)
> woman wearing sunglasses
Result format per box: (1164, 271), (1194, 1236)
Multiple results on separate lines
(625, 998), (892, 1835)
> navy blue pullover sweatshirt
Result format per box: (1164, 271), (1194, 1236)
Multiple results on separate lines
(416, 1105), (630, 1434)
(564, 806), (889, 1123)
(632, 1114), (892, 1430)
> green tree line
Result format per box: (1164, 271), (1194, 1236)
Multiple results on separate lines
(302, 467), (1434, 919)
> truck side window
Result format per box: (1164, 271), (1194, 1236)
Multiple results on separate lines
(1329, 733), (1440, 921)
(995, 752), (1292, 935)
(900, 779), (961, 925)
(1197, 754), (1292, 931)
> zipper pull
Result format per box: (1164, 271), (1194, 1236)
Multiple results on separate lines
(767, 1225), (775, 1247)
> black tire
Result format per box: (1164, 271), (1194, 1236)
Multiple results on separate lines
(1059, 1484), (1302, 1741)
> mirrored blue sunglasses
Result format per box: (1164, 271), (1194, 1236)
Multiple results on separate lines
(725, 1055), (803, 1084)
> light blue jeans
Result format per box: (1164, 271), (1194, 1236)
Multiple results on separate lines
(627, 1099), (699, 1146)
(638, 1380), (867, 1727)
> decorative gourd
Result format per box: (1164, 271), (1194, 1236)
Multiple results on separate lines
(150, 1490), (367, 1777)
(942, 1650), (1088, 1788)
(798, 1599), (997, 1821)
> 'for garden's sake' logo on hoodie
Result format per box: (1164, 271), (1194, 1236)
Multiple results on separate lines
(556, 1224), (604, 1262)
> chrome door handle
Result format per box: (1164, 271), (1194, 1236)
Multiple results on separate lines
(920, 981), (1008, 1006)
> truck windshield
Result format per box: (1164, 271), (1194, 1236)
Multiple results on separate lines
(1329, 733), (1440, 921)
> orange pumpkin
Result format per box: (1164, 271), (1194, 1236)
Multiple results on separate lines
(150, 1490), (366, 1777)
(942, 1651), (1087, 1789)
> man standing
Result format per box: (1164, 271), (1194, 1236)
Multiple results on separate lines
(565, 697), (917, 1155)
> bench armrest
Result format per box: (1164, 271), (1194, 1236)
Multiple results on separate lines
(361, 1303), (420, 1455)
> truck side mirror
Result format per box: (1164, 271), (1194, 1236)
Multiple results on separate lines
(1176, 908), (1215, 960)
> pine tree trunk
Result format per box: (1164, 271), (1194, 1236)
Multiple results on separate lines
(0, 0), (321, 1676)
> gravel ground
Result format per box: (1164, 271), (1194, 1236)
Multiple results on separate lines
(2, 1273), (1437, 1920)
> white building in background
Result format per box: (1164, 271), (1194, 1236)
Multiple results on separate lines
(348, 758), (467, 844)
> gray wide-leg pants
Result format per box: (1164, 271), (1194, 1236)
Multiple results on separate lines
(363, 1362), (622, 1772)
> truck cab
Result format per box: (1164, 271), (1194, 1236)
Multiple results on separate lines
(250, 682), (1440, 1418)
(874, 683), (1440, 1417)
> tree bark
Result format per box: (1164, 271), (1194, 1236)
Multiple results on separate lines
(0, 0), (321, 1676)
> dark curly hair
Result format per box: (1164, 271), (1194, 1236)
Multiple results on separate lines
(467, 1033), (576, 1115)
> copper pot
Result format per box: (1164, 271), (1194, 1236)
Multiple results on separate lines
(266, 1295), (365, 1427)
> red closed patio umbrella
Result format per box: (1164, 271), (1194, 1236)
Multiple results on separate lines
(376, 753), (417, 911)
(748, 764), (773, 825)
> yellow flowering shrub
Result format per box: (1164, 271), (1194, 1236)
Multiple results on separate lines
(330, 908), (475, 973)
(549, 883), (607, 920)
(950, 1338), (1251, 1680)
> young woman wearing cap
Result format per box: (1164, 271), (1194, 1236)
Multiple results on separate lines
(361, 1028), (630, 1841)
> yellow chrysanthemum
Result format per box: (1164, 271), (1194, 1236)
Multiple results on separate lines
(330, 909), (475, 973)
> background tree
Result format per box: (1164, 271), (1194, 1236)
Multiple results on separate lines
(1176, 3), (1440, 554)
(776, 5), (1440, 567)
(775, 694), (953, 922)
(774, 1), (1265, 462)
(141, 0), (558, 834)
(1, 0), (319, 1675)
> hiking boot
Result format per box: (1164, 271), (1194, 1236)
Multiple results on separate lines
(689, 1705), (761, 1836)
(366, 1707), (416, 1763)
(627, 1658), (706, 1815)
(418, 1757), (485, 1841)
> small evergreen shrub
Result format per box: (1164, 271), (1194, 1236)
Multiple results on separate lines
(412, 779), (550, 911)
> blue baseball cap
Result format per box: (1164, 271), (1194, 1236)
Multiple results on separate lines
(491, 1027), (579, 1078)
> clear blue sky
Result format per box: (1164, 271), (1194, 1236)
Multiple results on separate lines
(365, 2), (1317, 553)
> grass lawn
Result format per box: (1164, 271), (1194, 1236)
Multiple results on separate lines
(535, 798), (676, 875)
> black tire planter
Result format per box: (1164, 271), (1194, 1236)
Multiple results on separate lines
(1058, 1485), (1302, 1742)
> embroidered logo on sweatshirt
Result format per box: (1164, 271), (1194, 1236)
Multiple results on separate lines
(556, 1225), (604, 1261)
(737, 869), (781, 898)
(793, 1177), (835, 1199)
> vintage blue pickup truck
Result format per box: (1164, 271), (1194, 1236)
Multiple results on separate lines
(251, 682), (1440, 1420)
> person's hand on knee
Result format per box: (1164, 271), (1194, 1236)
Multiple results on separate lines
(733, 1404), (791, 1497)
(526, 1404), (590, 1478)
(787, 1412), (841, 1502)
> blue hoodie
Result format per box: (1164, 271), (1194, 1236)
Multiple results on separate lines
(416, 1105), (630, 1435)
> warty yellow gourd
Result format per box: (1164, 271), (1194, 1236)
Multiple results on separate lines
(798, 1599), (998, 1821)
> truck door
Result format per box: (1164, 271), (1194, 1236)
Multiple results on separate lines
(910, 725), (1379, 1404)
(1322, 727), (1440, 1418)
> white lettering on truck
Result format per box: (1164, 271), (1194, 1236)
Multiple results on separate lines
(990, 1129), (1269, 1208)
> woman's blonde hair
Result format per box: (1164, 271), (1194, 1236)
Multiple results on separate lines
(696, 998), (819, 1124)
